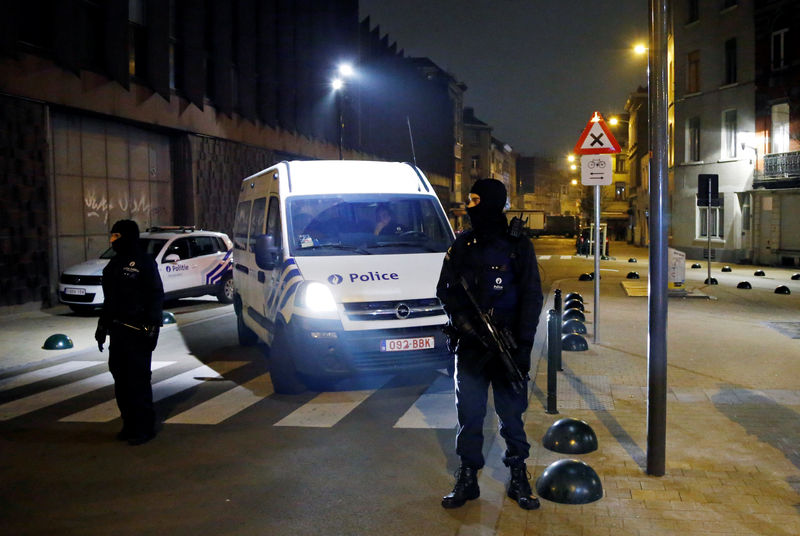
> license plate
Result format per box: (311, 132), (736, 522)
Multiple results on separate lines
(380, 336), (435, 352)
(64, 287), (86, 296)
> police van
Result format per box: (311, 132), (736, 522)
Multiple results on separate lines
(233, 160), (455, 393)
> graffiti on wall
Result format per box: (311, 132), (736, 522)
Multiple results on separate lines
(85, 189), (153, 224)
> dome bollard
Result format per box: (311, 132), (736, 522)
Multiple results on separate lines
(626, 271), (640, 279)
(691, 263), (702, 269)
(704, 277), (718, 285)
(563, 299), (584, 312)
(736, 281), (752, 289)
(792, 273), (800, 281)
(562, 333), (588, 352)
(43, 334), (73, 350)
(562, 319), (587, 335)
(562, 309), (585, 323)
(721, 265), (732, 272)
(536, 459), (603, 504)
(754, 270), (766, 277)
(564, 292), (583, 303)
(628, 258), (637, 263)
(578, 273), (593, 281)
(542, 418), (598, 454)
(162, 311), (177, 325)
(775, 285), (791, 295)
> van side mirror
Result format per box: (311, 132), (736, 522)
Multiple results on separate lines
(254, 234), (280, 270)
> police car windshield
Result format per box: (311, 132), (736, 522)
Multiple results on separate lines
(288, 194), (453, 256)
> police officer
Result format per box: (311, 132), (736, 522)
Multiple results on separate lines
(437, 179), (543, 510)
(95, 220), (164, 446)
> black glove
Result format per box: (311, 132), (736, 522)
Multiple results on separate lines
(143, 325), (160, 352)
(515, 341), (533, 373)
(95, 323), (107, 353)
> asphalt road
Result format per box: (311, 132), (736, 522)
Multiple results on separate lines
(0, 237), (585, 536)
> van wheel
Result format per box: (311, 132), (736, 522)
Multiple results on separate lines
(268, 328), (306, 394)
(217, 274), (235, 304)
(237, 312), (258, 346)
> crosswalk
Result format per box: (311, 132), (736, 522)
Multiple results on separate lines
(537, 255), (578, 260)
(0, 359), (461, 430)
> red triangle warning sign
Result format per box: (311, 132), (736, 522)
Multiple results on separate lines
(573, 112), (622, 155)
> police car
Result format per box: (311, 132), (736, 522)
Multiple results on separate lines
(58, 227), (234, 313)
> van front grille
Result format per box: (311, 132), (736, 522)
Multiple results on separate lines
(342, 298), (444, 321)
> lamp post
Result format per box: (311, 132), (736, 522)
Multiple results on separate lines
(331, 62), (355, 160)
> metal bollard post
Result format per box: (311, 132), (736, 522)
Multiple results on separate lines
(546, 309), (559, 414)
(554, 289), (562, 317)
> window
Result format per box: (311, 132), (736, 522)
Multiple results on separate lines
(248, 197), (267, 252)
(233, 201), (251, 250)
(615, 154), (627, 173)
(471, 155), (480, 176)
(698, 205), (724, 239)
(724, 38), (737, 84)
(188, 236), (217, 257)
(722, 110), (737, 159)
(687, 117), (701, 161)
(771, 28), (787, 70)
(128, 0), (147, 79)
(165, 238), (190, 260)
(771, 103), (790, 154)
(687, 0), (699, 23)
(687, 50), (700, 93)
(739, 193), (751, 231)
(615, 182), (627, 200)
(266, 197), (282, 250)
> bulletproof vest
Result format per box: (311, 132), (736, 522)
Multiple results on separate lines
(468, 237), (519, 315)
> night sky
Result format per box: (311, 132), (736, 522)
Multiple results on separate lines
(359, 0), (650, 159)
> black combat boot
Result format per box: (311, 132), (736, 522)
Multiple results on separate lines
(441, 466), (480, 509)
(507, 463), (540, 510)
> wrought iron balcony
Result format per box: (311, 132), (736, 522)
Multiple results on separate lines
(756, 151), (800, 188)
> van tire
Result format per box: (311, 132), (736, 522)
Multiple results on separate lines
(237, 311), (258, 346)
(217, 274), (235, 304)
(269, 327), (306, 394)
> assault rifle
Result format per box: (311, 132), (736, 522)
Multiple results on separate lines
(458, 276), (528, 393)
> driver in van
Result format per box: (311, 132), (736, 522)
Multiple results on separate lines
(374, 204), (403, 236)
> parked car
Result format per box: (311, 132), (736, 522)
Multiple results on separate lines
(58, 226), (234, 313)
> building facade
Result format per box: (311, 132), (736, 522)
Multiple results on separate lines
(0, 0), (464, 309)
(672, 0), (757, 262)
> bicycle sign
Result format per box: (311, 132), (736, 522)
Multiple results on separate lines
(580, 154), (612, 185)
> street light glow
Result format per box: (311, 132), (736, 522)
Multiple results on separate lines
(609, 117), (619, 126)
(332, 78), (344, 91)
(570, 164), (577, 170)
(567, 154), (575, 163)
(571, 179), (578, 185)
(634, 43), (647, 55)
(338, 63), (354, 77)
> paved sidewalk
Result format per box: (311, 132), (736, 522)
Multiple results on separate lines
(495, 243), (800, 535)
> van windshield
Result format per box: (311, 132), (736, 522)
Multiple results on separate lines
(287, 194), (453, 256)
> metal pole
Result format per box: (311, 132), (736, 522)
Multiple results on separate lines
(646, 0), (670, 477)
(593, 184), (601, 344)
(546, 309), (559, 414)
(338, 92), (344, 160)
(707, 180), (712, 283)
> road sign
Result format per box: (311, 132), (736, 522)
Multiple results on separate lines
(697, 174), (721, 207)
(573, 112), (622, 155)
(580, 154), (612, 185)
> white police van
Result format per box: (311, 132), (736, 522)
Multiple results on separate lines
(58, 227), (234, 313)
(233, 160), (455, 393)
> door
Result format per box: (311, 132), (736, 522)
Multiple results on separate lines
(160, 237), (198, 294)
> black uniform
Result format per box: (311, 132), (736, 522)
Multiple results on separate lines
(95, 220), (164, 445)
(437, 179), (543, 510)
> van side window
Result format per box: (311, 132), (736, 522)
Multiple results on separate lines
(248, 197), (267, 252)
(266, 196), (282, 249)
(233, 201), (251, 251)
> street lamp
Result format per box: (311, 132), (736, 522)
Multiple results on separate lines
(331, 62), (356, 160)
(634, 43), (647, 55)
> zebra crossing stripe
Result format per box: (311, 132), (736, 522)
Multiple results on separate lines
(60, 361), (247, 423)
(560, 255), (573, 259)
(0, 362), (174, 421)
(165, 373), (273, 425)
(394, 372), (456, 429)
(0, 361), (103, 393)
(538, 255), (552, 260)
(274, 378), (392, 428)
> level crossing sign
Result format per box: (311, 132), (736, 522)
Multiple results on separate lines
(573, 112), (621, 155)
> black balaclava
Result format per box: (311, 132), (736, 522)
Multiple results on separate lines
(467, 179), (508, 236)
(110, 219), (140, 255)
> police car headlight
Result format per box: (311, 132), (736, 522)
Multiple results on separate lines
(297, 281), (337, 313)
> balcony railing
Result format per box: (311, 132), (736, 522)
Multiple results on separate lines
(763, 151), (800, 179)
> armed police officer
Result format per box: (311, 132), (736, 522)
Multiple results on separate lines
(437, 179), (544, 510)
(95, 220), (164, 446)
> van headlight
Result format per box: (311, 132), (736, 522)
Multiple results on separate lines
(296, 281), (337, 313)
